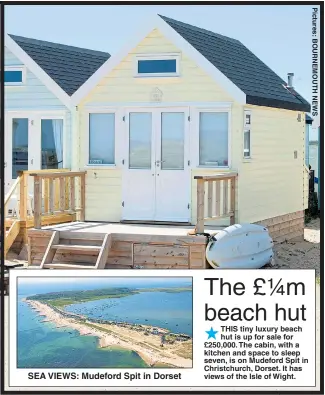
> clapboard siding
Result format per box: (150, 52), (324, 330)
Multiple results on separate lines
(78, 28), (305, 234)
(236, 106), (305, 223)
(85, 169), (122, 222)
(80, 28), (233, 106)
(5, 47), (67, 110)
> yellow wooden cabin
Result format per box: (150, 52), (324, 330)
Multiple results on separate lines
(5, 15), (310, 269)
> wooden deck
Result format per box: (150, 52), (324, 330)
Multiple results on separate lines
(10, 170), (237, 270)
(27, 222), (224, 269)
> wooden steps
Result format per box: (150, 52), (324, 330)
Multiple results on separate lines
(43, 263), (98, 269)
(52, 244), (102, 252)
(40, 231), (112, 269)
(28, 228), (208, 269)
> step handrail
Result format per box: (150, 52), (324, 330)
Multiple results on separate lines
(4, 175), (21, 215)
(31, 171), (87, 229)
(194, 172), (238, 233)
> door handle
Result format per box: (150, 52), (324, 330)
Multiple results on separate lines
(30, 159), (33, 165)
(4, 162), (7, 168)
(155, 160), (166, 166)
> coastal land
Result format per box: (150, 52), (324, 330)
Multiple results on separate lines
(27, 286), (192, 307)
(23, 287), (193, 368)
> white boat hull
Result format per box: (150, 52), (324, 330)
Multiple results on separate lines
(206, 223), (274, 269)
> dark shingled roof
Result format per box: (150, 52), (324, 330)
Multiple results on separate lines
(9, 34), (110, 96)
(159, 15), (310, 112)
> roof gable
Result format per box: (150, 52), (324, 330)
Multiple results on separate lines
(7, 34), (110, 97)
(70, 15), (246, 105)
(160, 15), (310, 112)
(70, 14), (310, 112)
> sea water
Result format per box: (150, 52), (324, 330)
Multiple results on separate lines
(17, 281), (192, 368)
(17, 299), (148, 368)
(65, 290), (193, 336)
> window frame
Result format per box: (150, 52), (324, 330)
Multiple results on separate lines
(243, 110), (251, 159)
(86, 110), (117, 167)
(40, 116), (65, 171)
(4, 66), (26, 86)
(192, 107), (231, 169)
(134, 53), (180, 78)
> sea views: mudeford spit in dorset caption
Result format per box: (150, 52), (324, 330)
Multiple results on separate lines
(17, 277), (193, 368)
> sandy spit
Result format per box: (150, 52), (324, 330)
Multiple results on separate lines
(25, 300), (192, 368)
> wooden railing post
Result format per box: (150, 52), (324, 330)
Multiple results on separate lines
(49, 179), (54, 214)
(196, 178), (205, 233)
(215, 180), (221, 217)
(223, 179), (229, 215)
(65, 178), (70, 209)
(18, 171), (27, 221)
(34, 175), (42, 229)
(80, 173), (86, 221)
(59, 177), (65, 212)
(207, 181), (213, 218)
(230, 177), (236, 225)
(70, 176), (76, 212)
(44, 178), (49, 214)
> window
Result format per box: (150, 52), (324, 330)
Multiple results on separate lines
(129, 113), (152, 169)
(305, 123), (310, 166)
(161, 112), (184, 170)
(199, 112), (229, 167)
(5, 67), (25, 85)
(12, 118), (28, 178)
(135, 55), (179, 77)
(243, 110), (251, 158)
(41, 119), (63, 169)
(89, 113), (115, 165)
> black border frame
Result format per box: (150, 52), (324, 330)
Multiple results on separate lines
(1, 1), (324, 394)
(8, 271), (316, 389)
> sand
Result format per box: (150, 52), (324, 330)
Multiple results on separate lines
(25, 300), (192, 368)
(268, 218), (320, 276)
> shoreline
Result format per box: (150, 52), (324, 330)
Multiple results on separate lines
(24, 299), (192, 368)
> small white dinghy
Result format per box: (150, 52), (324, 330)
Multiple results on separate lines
(206, 223), (274, 269)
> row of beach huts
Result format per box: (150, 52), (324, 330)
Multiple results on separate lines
(42, 302), (191, 341)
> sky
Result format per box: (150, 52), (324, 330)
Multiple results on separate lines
(5, 4), (320, 136)
(18, 277), (192, 286)
(17, 276), (192, 295)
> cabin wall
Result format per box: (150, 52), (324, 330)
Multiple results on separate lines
(5, 47), (67, 111)
(84, 168), (122, 222)
(79, 28), (234, 106)
(4, 48), (72, 178)
(78, 28), (241, 224)
(77, 28), (305, 239)
(237, 106), (306, 240)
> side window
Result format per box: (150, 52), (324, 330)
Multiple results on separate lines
(89, 113), (115, 165)
(199, 112), (229, 167)
(243, 110), (251, 158)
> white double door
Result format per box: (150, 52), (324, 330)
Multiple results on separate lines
(122, 108), (191, 222)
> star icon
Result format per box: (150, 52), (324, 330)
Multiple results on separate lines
(206, 327), (218, 339)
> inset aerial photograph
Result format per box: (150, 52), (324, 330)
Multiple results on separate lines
(17, 277), (193, 368)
